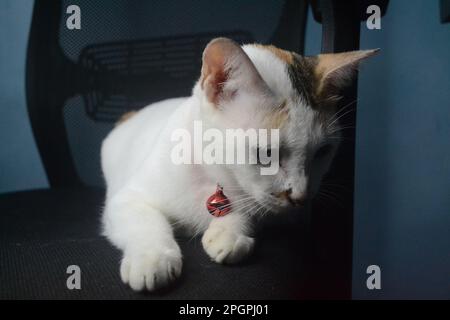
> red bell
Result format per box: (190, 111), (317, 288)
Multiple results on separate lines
(206, 185), (231, 217)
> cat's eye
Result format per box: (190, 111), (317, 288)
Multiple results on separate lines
(314, 144), (333, 159)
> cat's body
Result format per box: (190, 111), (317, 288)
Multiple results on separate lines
(102, 96), (224, 235)
(101, 38), (377, 291)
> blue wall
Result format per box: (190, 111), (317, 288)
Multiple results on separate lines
(0, 0), (48, 193)
(305, 0), (450, 299)
(352, 0), (450, 299)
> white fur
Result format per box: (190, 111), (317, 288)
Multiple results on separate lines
(101, 44), (340, 291)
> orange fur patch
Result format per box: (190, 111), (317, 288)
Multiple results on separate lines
(314, 50), (379, 95)
(265, 101), (289, 129)
(116, 111), (137, 126)
(273, 190), (291, 200)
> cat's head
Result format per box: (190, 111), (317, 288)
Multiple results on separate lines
(197, 38), (378, 212)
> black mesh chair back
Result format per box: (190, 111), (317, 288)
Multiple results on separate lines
(26, 0), (308, 187)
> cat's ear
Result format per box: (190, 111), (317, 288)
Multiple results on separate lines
(312, 49), (379, 103)
(200, 38), (269, 106)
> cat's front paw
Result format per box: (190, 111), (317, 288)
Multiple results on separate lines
(120, 245), (182, 291)
(202, 226), (254, 264)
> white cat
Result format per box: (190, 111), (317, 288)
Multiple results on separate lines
(101, 38), (377, 291)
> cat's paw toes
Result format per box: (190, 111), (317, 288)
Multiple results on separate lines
(121, 247), (182, 291)
(202, 227), (254, 264)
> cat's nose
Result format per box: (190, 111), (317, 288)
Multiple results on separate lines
(287, 192), (308, 207)
(274, 189), (308, 206)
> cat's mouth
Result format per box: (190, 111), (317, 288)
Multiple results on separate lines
(257, 192), (310, 213)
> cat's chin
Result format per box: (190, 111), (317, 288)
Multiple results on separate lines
(254, 197), (306, 214)
(252, 198), (283, 214)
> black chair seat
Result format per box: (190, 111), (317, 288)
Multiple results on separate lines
(0, 188), (311, 299)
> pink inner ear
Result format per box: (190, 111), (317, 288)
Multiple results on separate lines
(200, 38), (240, 106)
(200, 38), (272, 107)
(201, 63), (229, 105)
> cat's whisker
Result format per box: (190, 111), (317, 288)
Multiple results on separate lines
(214, 198), (252, 210)
(327, 135), (354, 142)
(261, 203), (272, 216)
(327, 107), (357, 129)
(233, 198), (259, 214)
(261, 201), (275, 215)
(257, 199), (272, 216)
(257, 200), (271, 216)
(242, 197), (272, 217)
(217, 196), (255, 210)
(326, 104), (357, 129)
(327, 99), (358, 125)
(250, 202), (265, 217)
(241, 203), (260, 217)
(227, 194), (252, 200)
(233, 200), (258, 213)
(328, 126), (355, 134)
(317, 189), (345, 209)
(334, 99), (357, 117)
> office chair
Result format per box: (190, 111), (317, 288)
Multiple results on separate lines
(0, 0), (387, 299)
